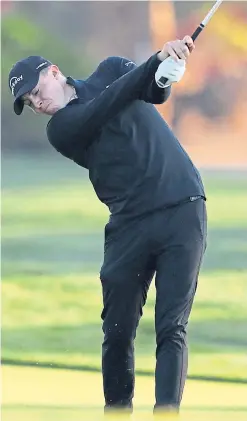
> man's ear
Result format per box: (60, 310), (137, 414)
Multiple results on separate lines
(50, 65), (60, 79)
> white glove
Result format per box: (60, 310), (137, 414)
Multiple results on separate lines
(155, 56), (186, 88)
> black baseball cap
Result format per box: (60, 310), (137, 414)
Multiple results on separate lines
(9, 56), (52, 115)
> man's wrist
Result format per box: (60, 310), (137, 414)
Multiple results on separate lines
(157, 51), (169, 62)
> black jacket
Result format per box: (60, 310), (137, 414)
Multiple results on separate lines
(47, 53), (205, 219)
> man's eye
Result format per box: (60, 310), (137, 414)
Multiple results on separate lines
(23, 99), (31, 106)
(33, 89), (39, 96)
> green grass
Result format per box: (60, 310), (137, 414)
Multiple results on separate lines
(1, 155), (247, 381)
(2, 366), (247, 421)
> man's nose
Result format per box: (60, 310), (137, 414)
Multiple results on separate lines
(33, 97), (43, 110)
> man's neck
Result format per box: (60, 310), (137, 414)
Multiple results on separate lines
(64, 84), (77, 105)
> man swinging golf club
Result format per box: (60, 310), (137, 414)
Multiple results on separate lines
(9, 35), (207, 415)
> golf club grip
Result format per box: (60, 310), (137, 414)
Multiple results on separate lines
(158, 24), (205, 88)
(191, 23), (205, 41)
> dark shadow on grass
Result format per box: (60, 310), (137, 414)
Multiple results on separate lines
(138, 315), (247, 350)
(1, 324), (103, 355)
(202, 228), (247, 272)
(2, 360), (247, 384)
(2, 228), (247, 278)
(1, 233), (104, 277)
(3, 315), (247, 360)
(188, 319), (247, 348)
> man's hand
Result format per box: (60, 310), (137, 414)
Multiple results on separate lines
(155, 57), (186, 88)
(157, 36), (195, 62)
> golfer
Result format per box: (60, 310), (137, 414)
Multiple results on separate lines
(9, 36), (207, 415)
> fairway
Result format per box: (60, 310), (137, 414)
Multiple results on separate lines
(1, 155), (247, 421)
(2, 365), (247, 421)
(2, 155), (247, 383)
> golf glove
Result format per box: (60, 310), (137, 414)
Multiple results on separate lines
(155, 56), (186, 88)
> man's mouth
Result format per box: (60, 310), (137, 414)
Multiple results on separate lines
(44, 103), (51, 113)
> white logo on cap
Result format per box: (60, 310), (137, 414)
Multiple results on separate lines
(36, 62), (48, 70)
(125, 61), (134, 67)
(9, 75), (23, 95)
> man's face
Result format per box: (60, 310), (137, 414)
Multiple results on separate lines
(22, 66), (66, 115)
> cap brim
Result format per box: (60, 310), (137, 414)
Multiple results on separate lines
(13, 76), (39, 115)
(14, 98), (24, 115)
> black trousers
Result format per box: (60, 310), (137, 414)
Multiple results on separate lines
(100, 198), (207, 412)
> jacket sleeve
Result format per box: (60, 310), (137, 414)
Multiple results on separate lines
(105, 55), (171, 105)
(47, 53), (168, 157)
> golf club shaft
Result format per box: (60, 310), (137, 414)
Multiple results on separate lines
(158, 0), (223, 87)
(191, 0), (224, 41)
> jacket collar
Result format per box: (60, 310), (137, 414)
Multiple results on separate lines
(66, 76), (82, 93)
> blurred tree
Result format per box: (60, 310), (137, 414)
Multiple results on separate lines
(149, 0), (176, 125)
(15, 1), (150, 63)
(1, 12), (93, 152)
(149, 1), (247, 167)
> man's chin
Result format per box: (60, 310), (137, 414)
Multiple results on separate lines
(44, 106), (61, 116)
(44, 110), (56, 116)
